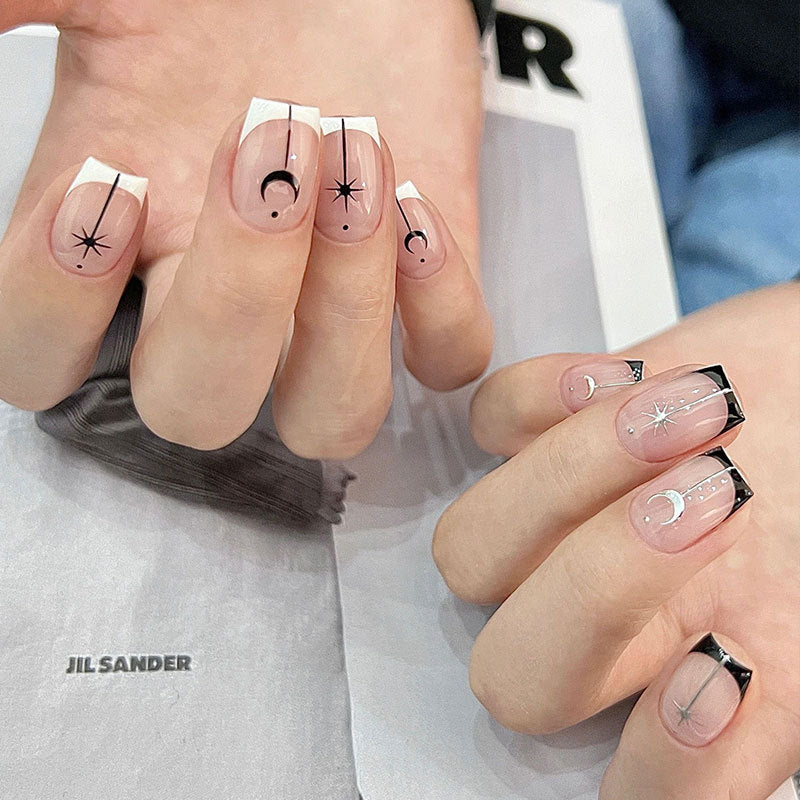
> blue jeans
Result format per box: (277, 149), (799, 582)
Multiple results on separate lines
(616, 0), (800, 313)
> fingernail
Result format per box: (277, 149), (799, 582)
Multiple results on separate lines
(660, 633), (752, 747)
(51, 157), (147, 276)
(560, 359), (644, 412)
(394, 181), (446, 278)
(631, 447), (753, 552)
(315, 116), (383, 242)
(232, 98), (320, 232)
(616, 365), (744, 462)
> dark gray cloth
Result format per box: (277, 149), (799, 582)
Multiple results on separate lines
(35, 278), (353, 527)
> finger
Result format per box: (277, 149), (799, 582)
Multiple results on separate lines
(131, 98), (321, 450)
(0, 157), (147, 409)
(0, 0), (76, 31)
(393, 181), (492, 391)
(271, 117), (396, 459)
(601, 632), (799, 800)
(471, 353), (649, 456)
(468, 449), (753, 733)
(434, 364), (746, 604)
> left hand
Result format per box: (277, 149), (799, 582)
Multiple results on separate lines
(433, 282), (800, 799)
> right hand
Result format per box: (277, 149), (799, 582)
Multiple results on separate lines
(0, 0), (492, 458)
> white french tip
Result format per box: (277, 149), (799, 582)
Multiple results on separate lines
(239, 97), (321, 145)
(396, 180), (421, 201)
(68, 157), (148, 206)
(320, 116), (380, 148)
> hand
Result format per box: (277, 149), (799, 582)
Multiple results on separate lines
(0, 0), (492, 458)
(433, 282), (800, 799)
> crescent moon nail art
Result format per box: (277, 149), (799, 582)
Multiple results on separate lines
(632, 447), (753, 552)
(394, 181), (446, 278)
(51, 157), (148, 276)
(232, 98), (320, 232)
(560, 359), (644, 411)
(661, 633), (752, 747)
(315, 116), (382, 242)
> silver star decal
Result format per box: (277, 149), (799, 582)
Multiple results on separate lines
(641, 401), (678, 434)
(672, 700), (693, 725)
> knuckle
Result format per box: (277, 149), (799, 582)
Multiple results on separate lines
(469, 645), (577, 736)
(193, 265), (297, 322)
(274, 391), (391, 461)
(537, 431), (586, 504)
(0, 375), (76, 412)
(433, 510), (498, 605)
(133, 392), (251, 452)
(315, 285), (391, 326)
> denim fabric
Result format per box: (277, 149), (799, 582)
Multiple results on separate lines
(616, 0), (800, 313)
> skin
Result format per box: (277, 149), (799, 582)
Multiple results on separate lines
(0, 0), (492, 456)
(1, 3), (796, 796)
(434, 282), (800, 799)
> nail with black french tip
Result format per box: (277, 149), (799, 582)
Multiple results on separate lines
(560, 358), (646, 412)
(631, 446), (753, 552)
(617, 363), (745, 462)
(694, 364), (746, 435)
(660, 633), (752, 746)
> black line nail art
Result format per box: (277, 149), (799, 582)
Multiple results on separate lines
(695, 365), (746, 434)
(690, 633), (753, 698)
(71, 172), (120, 267)
(395, 197), (428, 260)
(327, 118), (364, 216)
(260, 105), (300, 213)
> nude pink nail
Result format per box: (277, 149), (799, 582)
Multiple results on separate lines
(51, 158), (147, 276)
(232, 98), (320, 232)
(394, 181), (446, 278)
(616, 365), (744, 462)
(660, 634), (752, 747)
(315, 116), (383, 243)
(631, 448), (752, 553)
(560, 359), (644, 412)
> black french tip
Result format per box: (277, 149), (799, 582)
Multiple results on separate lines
(691, 633), (753, 698)
(625, 359), (645, 382)
(695, 364), (746, 433)
(704, 446), (754, 517)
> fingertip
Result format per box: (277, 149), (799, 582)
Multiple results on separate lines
(394, 182), (493, 392)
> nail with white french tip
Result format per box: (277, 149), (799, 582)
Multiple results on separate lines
(51, 157), (147, 277)
(315, 116), (383, 243)
(394, 180), (447, 278)
(232, 97), (321, 233)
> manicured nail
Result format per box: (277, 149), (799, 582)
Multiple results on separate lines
(616, 365), (744, 462)
(51, 157), (147, 276)
(560, 359), (644, 412)
(660, 633), (752, 747)
(315, 116), (383, 242)
(394, 181), (446, 278)
(232, 98), (320, 232)
(631, 447), (753, 552)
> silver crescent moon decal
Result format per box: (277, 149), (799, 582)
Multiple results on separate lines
(647, 489), (685, 525)
(260, 170), (300, 203)
(580, 375), (597, 400)
(403, 229), (428, 254)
